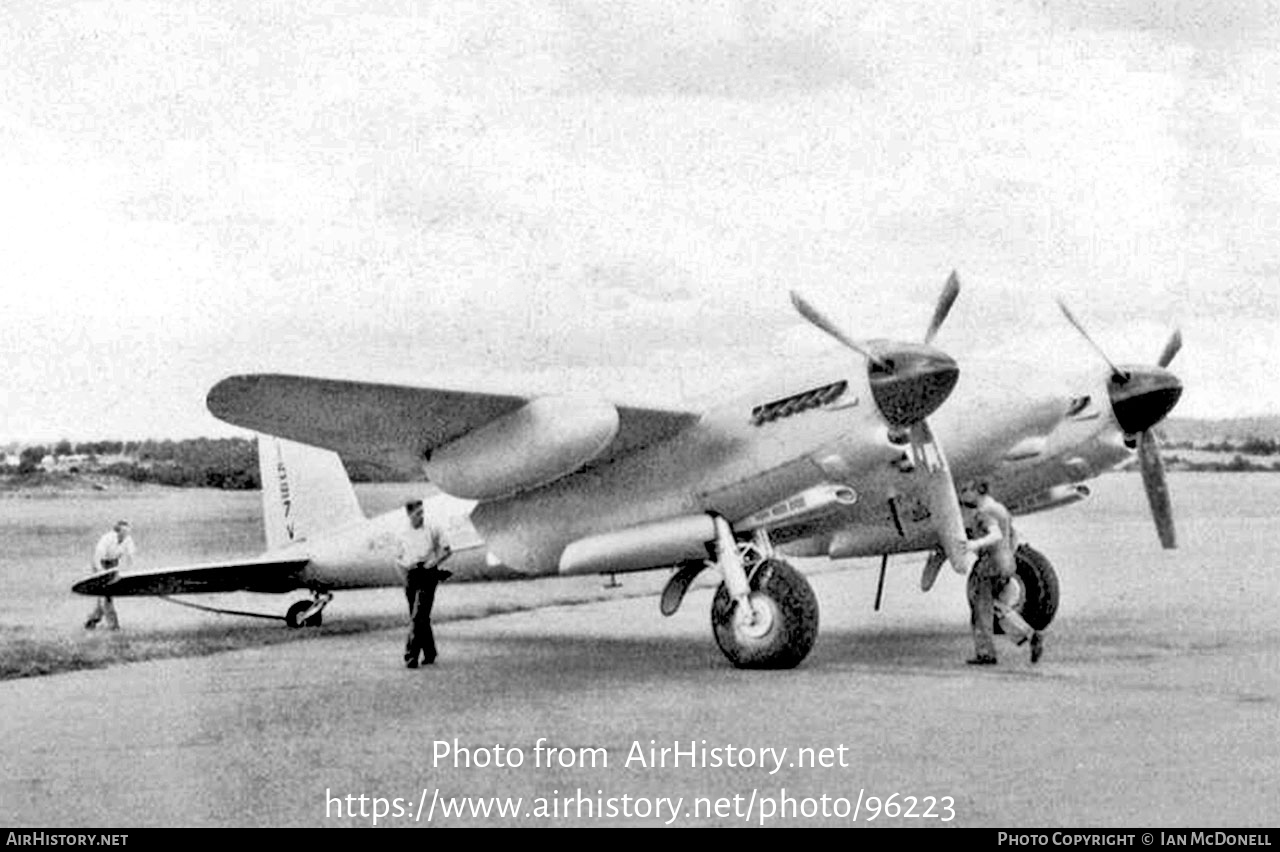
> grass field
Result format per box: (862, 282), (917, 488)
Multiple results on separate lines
(0, 483), (685, 679)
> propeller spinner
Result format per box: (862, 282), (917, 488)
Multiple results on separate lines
(1057, 301), (1184, 548)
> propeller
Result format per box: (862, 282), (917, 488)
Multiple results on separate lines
(1057, 302), (1183, 549)
(1138, 327), (1182, 549)
(914, 271), (969, 574)
(1157, 328), (1182, 369)
(792, 271), (972, 574)
(790, 292), (889, 368)
(1138, 429), (1176, 548)
(1056, 299), (1127, 382)
(924, 270), (961, 345)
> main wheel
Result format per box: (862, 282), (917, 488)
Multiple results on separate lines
(285, 599), (322, 629)
(711, 559), (818, 669)
(1010, 544), (1059, 629)
(969, 544), (1060, 633)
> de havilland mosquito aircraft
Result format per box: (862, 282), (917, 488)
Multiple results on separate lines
(74, 275), (1184, 668)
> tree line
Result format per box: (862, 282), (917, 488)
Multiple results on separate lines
(4, 438), (410, 489)
(1165, 436), (1280, 455)
(10, 433), (1275, 490)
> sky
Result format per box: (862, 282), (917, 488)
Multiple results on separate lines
(2, 0), (1278, 442)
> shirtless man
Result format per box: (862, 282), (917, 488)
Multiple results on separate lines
(961, 483), (1043, 665)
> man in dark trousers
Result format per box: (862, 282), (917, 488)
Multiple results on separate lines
(961, 482), (1044, 666)
(396, 500), (452, 668)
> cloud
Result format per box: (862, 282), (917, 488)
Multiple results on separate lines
(3, 0), (1279, 440)
(1051, 0), (1280, 47)
(558, 0), (871, 97)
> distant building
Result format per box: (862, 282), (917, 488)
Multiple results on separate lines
(41, 454), (92, 473)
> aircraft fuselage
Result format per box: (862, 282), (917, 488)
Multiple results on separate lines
(298, 492), (508, 590)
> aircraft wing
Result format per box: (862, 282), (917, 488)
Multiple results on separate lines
(207, 373), (701, 479)
(71, 557), (310, 597)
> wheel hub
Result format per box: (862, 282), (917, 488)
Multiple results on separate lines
(999, 575), (1026, 611)
(734, 593), (776, 640)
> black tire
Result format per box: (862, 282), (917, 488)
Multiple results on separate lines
(1012, 544), (1059, 630)
(711, 559), (819, 669)
(968, 544), (1060, 633)
(285, 600), (322, 629)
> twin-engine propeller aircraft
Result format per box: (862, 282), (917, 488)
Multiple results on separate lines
(75, 276), (1184, 669)
(198, 275), (976, 668)
(72, 434), (502, 627)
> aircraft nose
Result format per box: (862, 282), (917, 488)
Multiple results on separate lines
(865, 342), (961, 429)
(1110, 366), (1183, 435)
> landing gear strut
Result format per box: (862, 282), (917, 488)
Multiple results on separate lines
(285, 591), (332, 629)
(708, 519), (819, 669)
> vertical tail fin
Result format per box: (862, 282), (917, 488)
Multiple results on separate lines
(258, 434), (365, 550)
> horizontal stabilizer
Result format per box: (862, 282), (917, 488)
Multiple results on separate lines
(71, 557), (310, 597)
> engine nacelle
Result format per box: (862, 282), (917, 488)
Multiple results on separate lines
(424, 396), (620, 500)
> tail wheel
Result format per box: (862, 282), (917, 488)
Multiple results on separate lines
(969, 544), (1060, 633)
(285, 599), (322, 629)
(711, 558), (818, 669)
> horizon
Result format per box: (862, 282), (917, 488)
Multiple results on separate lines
(6, 412), (1280, 449)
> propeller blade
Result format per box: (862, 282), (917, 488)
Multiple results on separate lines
(924, 270), (961, 345)
(1056, 299), (1128, 382)
(790, 291), (887, 368)
(910, 422), (974, 575)
(1157, 329), (1183, 369)
(1137, 430), (1177, 549)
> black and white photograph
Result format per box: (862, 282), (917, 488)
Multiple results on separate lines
(2, 0), (1278, 831)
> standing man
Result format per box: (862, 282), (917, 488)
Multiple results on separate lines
(961, 483), (1044, 665)
(85, 520), (134, 630)
(396, 500), (452, 668)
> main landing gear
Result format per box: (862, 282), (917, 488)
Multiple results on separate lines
(285, 591), (333, 629)
(704, 518), (818, 669)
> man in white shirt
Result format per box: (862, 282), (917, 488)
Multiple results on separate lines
(85, 520), (135, 630)
(396, 500), (452, 668)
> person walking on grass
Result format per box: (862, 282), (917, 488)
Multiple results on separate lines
(84, 520), (134, 631)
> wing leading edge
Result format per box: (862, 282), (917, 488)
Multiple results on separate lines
(207, 373), (701, 479)
(71, 557), (310, 597)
